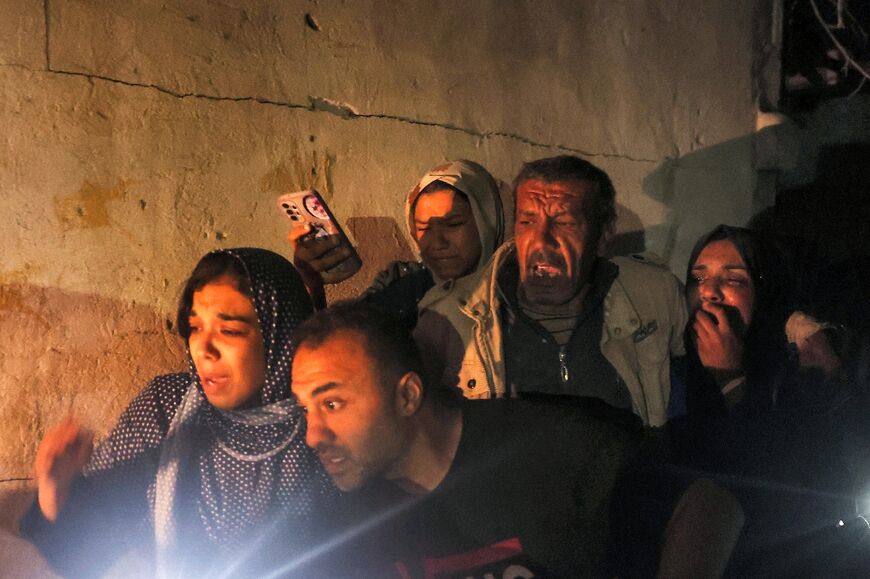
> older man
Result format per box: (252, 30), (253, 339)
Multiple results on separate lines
(291, 303), (640, 577)
(429, 156), (687, 427)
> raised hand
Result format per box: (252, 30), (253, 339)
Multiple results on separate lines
(692, 301), (745, 372)
(34, 417), (93, 522)
(288, 225), (357, 286)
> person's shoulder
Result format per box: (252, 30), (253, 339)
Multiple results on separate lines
(362, 261), (434, 328)
(366, 260), (428, 291)
(464, 242), (514, 312)
(142, 372), (191, 401)
(384, 260), (428, 278)
(462, 396), (642, 444)
(611, 252), (682, 290)
(459, 398), (641, 482)
(86, 373), (192, 473)
(490, 240), (516, 271)
(121, 373), (191, 425)
(612, 252), (671, 273)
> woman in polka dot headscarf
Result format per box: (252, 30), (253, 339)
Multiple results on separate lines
(21, 248), (337, 577)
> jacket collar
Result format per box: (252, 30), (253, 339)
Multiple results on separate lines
(463, 241), (514, 321)
(464, 241), (642, 342)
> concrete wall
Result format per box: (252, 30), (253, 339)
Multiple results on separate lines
(0, 0), (763, 519)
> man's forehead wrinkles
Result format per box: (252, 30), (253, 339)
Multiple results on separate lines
(522, 194), (577, 207)
(520, 195), (578, 213)
(527, 189), (580, 200)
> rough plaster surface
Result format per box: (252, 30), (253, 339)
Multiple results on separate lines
(45, 0), (756, 160)
(0, 0), (763, 559)
(0, 283), (186, 471)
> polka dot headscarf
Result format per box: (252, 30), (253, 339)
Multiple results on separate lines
(86, 248), (336, 571)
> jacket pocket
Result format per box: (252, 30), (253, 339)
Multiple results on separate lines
(454, 360), (492, 399)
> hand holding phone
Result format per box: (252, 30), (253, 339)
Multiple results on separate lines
(278, 190), (362, 285)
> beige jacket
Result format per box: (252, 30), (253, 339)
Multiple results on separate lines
(431, 241), (688, 427)
(406, 160), (506, 376)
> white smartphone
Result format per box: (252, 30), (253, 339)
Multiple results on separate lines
(277, 190), (362, 276)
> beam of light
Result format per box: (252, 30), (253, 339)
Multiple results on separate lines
(148, 491), (427, 578)
(152, 509), (321, 579)
(648, 462), (865, 561)
(259, 491), (425, 578)
(259, 437), (528, 578)
(651, 462), (858, 505)
(215, 514), (291, 579)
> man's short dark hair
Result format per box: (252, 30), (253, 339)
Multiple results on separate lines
(512, 155), (617, 237)
(292, 302), (431, 393)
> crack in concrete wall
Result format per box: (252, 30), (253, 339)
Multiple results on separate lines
(40, 64), (664, 163)
(42, 0), (50, 70)
(24, 0), (657, 165)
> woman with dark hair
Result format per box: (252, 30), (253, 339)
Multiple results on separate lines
(683, 224), (793, 415)
(677, 225), (862, 576)
(21, 248), (335, 577)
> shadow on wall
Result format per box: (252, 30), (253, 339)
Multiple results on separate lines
(638, 127), (869, 330)
(751, 142), (870, 331)
(640, 95), (870, 280)
(0, 282), (186, 525)
(641, 133), (759, 278)
(325, 216), (418, 302)
(605, 203), (647, 258)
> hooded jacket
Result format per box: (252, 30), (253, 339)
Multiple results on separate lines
(362, 161), (506, 365)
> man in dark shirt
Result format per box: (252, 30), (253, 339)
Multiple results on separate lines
(290, 303), (640, 577)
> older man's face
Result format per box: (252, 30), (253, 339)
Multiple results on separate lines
(514, 179), (599, 306)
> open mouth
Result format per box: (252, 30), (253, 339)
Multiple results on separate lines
(202, 374), (229, 390)
(318, 452), (347, 472)
(531, 263), (564, 278)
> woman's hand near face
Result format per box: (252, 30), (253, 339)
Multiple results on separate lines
(34, 417), (93, 522)
(693, 301), (745, 373)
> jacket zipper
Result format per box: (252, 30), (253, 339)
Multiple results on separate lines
(559, 346), (569, 384)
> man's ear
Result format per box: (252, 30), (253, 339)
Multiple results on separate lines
(597, 222), (616, 257)
(395, 371), (424, 417)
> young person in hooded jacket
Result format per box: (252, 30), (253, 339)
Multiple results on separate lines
(20, 248), (336, 578)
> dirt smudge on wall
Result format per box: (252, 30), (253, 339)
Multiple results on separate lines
(260, 145), (333, 201)
(0, 284), (49, 330)
(54, 180), (130, 231)
(0, 268), (49, 330)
